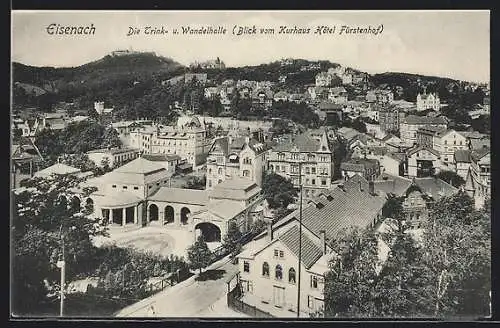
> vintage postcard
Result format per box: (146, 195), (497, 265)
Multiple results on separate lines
(11, 10), (491, 319)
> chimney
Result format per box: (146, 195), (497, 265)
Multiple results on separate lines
(369, 181), (375, 195)
(267, 221), (273, 242)
(319, 230), (327, 255)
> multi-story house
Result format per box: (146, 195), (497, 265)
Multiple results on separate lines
(125, 116), (209, 169)
(416, 128), (467, 169)
(327, 87), (348, 104)
(267, 129), (333, 199)
(251, 89), (274, 110)
(400, 115), (448, 146)
(205, 136), (268, 190)
(416, 92), (440, 111)
(377, 105), (404, 133)
(237, 175), (387, 317)
(315, 72), (332, 87)
(465, 147), (490, 209)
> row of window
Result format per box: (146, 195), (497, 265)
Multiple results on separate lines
(112, 185), (140, 190)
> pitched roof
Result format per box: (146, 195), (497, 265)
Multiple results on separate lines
(87, 147), (140, 155)
(210, 178), (261, 201)
(141, 154), (181, 162)
(471, 147), (490, 162)
(413, 177), (458, 201)
(114, 157), (166, 175)
(402, 115), (448, 125)
(340, 158), (379, 172)
(280, 176), (387, 242)
(272, 133), (321, 153)
(454, 149), (472, 163)
(148, 187), (210, 205)
(34, 163), (81, 177)
(373, 173), (412, 196)
(278, 225), (323, 269)
(407, 145), (440, 157)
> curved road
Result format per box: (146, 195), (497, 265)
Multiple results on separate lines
(116, 257), (245, 318)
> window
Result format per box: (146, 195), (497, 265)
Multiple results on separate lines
(243, 170), (250, 177)
(321, 179), (327, 186)
(274, 249), (279, 257)
(208, 180), (212, 187)
(262, 262), (270, 277)
(134, 186), (139, 190)
(279, 250), (284, 258)
(123, 186), (128, 189)
(289, 268), (296, 284)
(208, 168), (212, 174)
(112, 185), (117, 188)
(305, 167), (310, 174)
(311, 167), (316, 174)
(454, 140), (456, 145)
(156, 182), (160, 186)
(244, 261), (250, 273)
(275, 265), (283, 280)
(308, 296), (314, 309)
(312, 179), (316, 185)
(218, 168), (223, 175)
(311, 275), (318, 289)
(444, 140), (447, 145)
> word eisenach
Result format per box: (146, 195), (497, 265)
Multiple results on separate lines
(46, 23), (96, 35)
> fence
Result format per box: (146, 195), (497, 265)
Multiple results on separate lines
(227, 283), (274, 318)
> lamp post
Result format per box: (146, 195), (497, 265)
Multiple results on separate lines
(56, 224), (66, 317)
(296, 161), (303, 318)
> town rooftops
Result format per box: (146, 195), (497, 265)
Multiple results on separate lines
(193, 199), (247, 221)
(34, 163), (81, 178)
(337, 127), (360, 141)
(87, 147), (140, 155)
(148, 187), (210, 205)
(454, 149), (472, 163)
(278, 225), (323, 269)
(92, 191), (143, 207)
(401, 115), (448, 125)
(417, 126), (447, 135)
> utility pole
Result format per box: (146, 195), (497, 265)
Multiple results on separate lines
(297, 161), (303, 318)
(56, 225), (66, 317)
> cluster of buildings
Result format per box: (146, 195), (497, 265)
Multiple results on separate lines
(189, 57), (226, 70)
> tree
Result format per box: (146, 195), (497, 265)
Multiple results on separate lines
(12, 174), (107, 315)
(101, 127), (122, 149)
(187, 236), (213, 274)
(262, 172), (298, 209)
(223, 221), (242, 259)
(324, 227), (381, 317)
(435, 170), (465, 188)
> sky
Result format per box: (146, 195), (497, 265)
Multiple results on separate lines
(12, 10), (490, 83)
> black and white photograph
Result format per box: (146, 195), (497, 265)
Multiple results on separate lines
(10, 10), (491, 319)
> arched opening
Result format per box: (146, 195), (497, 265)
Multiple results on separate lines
(275, 265), (283, 280)
(149, 204), (159, 222)
(85, 198), (94, 213)
(180, 207), (190, 225)
(70, 196), (81, 213)
(195, 222), (221, 242)
(164, 205), (174, 225)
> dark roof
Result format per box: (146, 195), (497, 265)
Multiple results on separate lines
(282, 175), (387, 242)
(471, 147), (490, 162)
(454, 149), (471, 163)
(417, 126), (447, 135)
(402, 115), (448, 125)
(278, 226), (323, 269)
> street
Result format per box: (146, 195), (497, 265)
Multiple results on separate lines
(115, 257), (247, 318)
